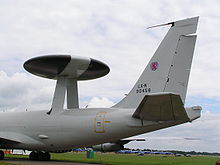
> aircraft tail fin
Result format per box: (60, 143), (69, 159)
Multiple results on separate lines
(114, 17), (199, 109)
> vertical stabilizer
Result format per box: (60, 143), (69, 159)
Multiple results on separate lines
(114, 17), (199, 109)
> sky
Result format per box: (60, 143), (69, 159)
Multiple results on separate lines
(0, 0), (220, 152)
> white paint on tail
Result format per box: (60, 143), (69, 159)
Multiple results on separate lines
(114, 17), (199, 109)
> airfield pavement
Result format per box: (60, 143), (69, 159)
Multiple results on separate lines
(4, 157), (99, 165)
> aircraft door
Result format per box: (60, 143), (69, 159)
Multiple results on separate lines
(94, 112), (106, 133)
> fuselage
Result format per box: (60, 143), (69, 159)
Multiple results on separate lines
(0, 108), (185, 152)
(0, 17), (200, 162)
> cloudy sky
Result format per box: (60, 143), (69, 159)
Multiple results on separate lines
(0, 0), (220, 152)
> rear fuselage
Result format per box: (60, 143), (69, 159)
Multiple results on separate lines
(0, 108), (185, 152)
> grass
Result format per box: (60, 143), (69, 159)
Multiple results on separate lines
(5, 152), (220, 165)
(0, 162), (16, 165)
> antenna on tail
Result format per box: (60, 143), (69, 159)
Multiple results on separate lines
(147, 22), (174, 29)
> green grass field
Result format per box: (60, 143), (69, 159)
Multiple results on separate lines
(4, 152), (220, 165)
(0, 162), (15, 165)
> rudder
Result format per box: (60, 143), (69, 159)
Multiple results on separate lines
(163, 35), (197, 103)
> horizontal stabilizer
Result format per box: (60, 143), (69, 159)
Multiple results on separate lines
(132, 93), (189, 121)
(115, 138), (145, 145)
(185, 106), (202, 122)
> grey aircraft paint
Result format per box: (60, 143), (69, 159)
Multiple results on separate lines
(0, 17), (201, 161)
